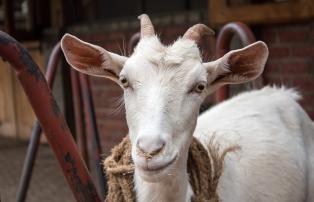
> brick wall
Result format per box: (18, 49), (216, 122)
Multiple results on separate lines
(258, 22), (314, 119)
(69, 14), (314, 153)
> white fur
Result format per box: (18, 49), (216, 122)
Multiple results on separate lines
(194, 86), (314, 202)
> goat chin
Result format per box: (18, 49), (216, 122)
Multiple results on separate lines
(134, 152), (182, 182)
(135, 161), (178, 183)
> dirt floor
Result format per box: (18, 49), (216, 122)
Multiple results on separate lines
(0, 136), (75, 202)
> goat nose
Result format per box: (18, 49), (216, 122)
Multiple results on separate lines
(136, 137), (165, 156)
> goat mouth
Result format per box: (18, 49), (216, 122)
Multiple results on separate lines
(141, 155), (177, 172)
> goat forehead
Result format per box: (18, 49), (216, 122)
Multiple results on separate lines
(133, 36), (202, 66)
(123, 37), (205, 85)
(124, 58), (205, 89)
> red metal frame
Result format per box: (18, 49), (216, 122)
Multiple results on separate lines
(71, 70), (88, 164)
(16, 43), (61, 202)
(15, 44), (106, 201)
(214, 22), (262, 102)
(0, 31), (101, 202)
(79, 73), (106, 196)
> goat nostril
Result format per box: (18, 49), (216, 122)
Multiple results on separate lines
(136, 138), (165, 157)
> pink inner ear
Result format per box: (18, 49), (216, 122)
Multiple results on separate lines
(62, 35), (105, 70)
(227, 43), (265, 78)
(228, 54), (259, 78)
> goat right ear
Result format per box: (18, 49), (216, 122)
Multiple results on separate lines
(203, 41), (268, 87)
(61, 34), (128, 82)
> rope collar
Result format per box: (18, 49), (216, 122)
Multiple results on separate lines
(103, 136), (224, 202)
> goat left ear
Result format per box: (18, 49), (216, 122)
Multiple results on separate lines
(61, 34), (128, 82)
(203, 41), (268, 86)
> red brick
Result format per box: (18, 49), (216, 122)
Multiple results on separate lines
(107, 32), (126, 40)
(92, 87), (122, 98)
(89, 34), (108, 43)
(161, 36), (178, 45)
(162, 26), (186, 38)
(307, 110), (314, 120)
(268, 46), (290, 58)
(108, 132), (127, 141)
(278, 30), (307, 43)
(291, 77), (314, 91)
(96, 109), (125, 120)
(310, 30), (314, 39)
(291, 46), (314, 57)
(102, 42), (123, 53)
(99, 119), (127, 130)
(93, 100), (123, 111)
(299, 94), (314, 108)
(264, 62), (281, 75)
(90, 77), (106, 86)
(260, 30), (277, 44)
(281, 62), (311, 75)
(125, 31), (139, 40)
(265, 74), (294, 87)
(265, 76), (284, 86)
(79, 35), (92, 41)
(101, 132), (127, 142)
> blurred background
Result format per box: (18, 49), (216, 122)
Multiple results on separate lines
(0, 0), (313, 201)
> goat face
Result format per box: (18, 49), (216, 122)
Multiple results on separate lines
(122, 37), (207, 181)
(61, 14), (268, 182)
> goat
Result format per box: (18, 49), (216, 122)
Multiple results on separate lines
(60, 14), (314, 202)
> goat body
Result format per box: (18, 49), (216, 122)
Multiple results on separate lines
(194, 86), (314, 202)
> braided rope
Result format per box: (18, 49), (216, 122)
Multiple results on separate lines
(103, 136), (235, 202)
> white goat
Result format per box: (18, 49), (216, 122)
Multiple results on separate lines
(60, 14), (314, 202)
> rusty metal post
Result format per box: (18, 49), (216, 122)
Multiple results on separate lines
(0, 31), (101, 202)
(16, 122), (42, 202)
(71, 70), (89, 165)
(214, 22), (259, 103)
(79, 74), (106, 198)
(16, 43), (62, 202)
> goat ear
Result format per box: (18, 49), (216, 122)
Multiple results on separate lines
(61, 34), (127, 82)
(204, 41), (268, 86)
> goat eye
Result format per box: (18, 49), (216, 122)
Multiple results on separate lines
(194, 82), (206, 93)
(119, 76), (129, 88)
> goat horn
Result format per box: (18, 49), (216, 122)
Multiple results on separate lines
(182, 24), (215, 43)
(138, 14), (155, 38)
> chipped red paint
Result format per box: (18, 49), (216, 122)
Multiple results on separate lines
(70, 70), (88, 165)
(16, 122), (42, 202)
(79, 73), (106, 197)
(214, 22), (260, 102)
(16, 43), (62, 202)
(0, 31), (101, 202)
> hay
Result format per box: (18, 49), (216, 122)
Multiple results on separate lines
(103, 136), (231, 202)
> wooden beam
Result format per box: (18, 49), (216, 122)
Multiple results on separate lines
(209, 0), (314, 27)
